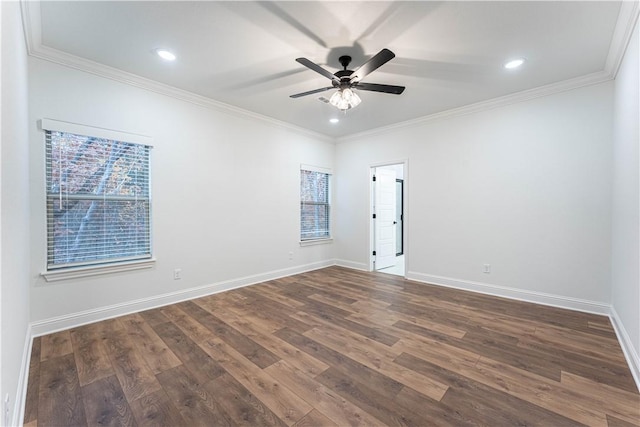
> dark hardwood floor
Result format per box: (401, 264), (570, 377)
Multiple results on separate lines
(24, 266), (640, 426)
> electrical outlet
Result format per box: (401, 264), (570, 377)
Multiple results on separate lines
(288, 251), (293, 260)
(173, 268), (182, 280)
(483, 264), (491, 274)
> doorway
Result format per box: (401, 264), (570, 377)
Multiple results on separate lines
(371, 163), (406, 277)
(396, 178), (404, 256)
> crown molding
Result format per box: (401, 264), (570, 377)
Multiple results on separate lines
(30, 45), (334, 143)
(605, 0), (640, 78)
(338, 2), (638, 144)
(20, 1), (333, 144)
(336, 70), (612, 143)
(20, 0), (41, 57)
(21, 0), (639, 144)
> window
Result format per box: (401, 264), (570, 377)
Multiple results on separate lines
(300, 166), (331, 241)
(44, 121), (152, 271)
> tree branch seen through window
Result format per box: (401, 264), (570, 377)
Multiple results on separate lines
(46, 130), (152, 269)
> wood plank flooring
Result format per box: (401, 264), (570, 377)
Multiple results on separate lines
(24, 266), (640, 426)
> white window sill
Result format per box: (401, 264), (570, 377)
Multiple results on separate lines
(41, 258), (156, 282)
(299, 238), (333, 247)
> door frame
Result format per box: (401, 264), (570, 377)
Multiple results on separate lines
(369, 159), (408, 275)
(396, 178), (404, 256)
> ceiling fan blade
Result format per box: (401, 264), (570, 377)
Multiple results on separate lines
(296, 58), (340, 83)
(290, 87), (334, 98)
(349, 48), (395, 83)
(355, 82), (405, 94)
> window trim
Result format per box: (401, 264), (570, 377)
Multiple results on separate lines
(41, 258), (156, 282)
(299, 238), (333, 247)
(40, 119), (153, 146)
(40, 119), (155, 278)
(300, 164), (333, 244)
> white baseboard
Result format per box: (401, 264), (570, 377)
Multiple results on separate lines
(334, 259), (369, 271)
(30, 259), (334, 337)
(610, 306), (640, 392)
(14, 324), (32, 427)
(406, 271), (610, 315)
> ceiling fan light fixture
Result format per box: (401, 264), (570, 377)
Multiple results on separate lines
(329, 88), (362, 111)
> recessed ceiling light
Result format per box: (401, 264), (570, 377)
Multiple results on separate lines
(329, 118), (339, 124)
(156, 49), (176, 61)
(504, 58), (525, 69)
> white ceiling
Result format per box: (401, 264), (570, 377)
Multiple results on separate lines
(28, 1), (629, 138)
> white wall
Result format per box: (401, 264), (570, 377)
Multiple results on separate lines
(1, 1), (32, 425)
(15, 3), (640, 408)
(335, 82), (613, 310)
(611, 18), (639, 383)
(28, 58), (335, 325)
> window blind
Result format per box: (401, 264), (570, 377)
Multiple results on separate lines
(300, 169), (330, 240)
(45, 130), (152, 269)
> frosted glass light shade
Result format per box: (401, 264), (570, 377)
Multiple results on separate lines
(329, 88), (361, 110)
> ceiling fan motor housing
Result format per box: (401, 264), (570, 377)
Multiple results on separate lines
(334, 56), (354, 89)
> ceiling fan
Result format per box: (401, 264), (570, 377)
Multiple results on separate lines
(290, 48), (405, 111)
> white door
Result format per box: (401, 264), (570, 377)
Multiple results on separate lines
(375, 168), (397, 270)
